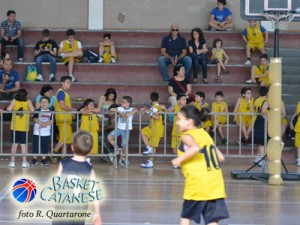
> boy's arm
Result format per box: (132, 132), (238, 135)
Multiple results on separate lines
(264, 31), (269, 43)
(90, 169), (102, 225)
(125, 108), (138, 117)
(233, 98), (240, 124)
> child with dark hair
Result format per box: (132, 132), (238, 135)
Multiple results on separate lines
(246, 54), (270, 87)
(31, 96), (53, 167)
(172, 104), (229, 225)
(194, 91), (212, 133)
(208, 0), (233, 31)
(7, 88), (35, 168)
(35, 84), (55, 109)
(211, 38), (229, 82)
(98, 32), (117, 63)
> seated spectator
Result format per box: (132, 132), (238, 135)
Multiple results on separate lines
(242, 20), (268, 65)
(35, 84), (56, 110)
(0, 10), (24, 62)
(158, 23), (191, 84)
(58, 29), (83, 82)
(245, 54), (269, 87)
(168, 64), (192, 107)
(98, 33), (117, 63)
(0, 58), (20, 100)
(0, 52), (10, 70)
(34, 29), (58, 82)
(208, 0), (233, 31)
(188, 28), (208, 84)
(211, 38), (229, 82)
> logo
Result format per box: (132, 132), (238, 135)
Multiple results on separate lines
(12, 178), (37, 203)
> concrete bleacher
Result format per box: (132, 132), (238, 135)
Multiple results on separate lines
(3, 29), (300, 163)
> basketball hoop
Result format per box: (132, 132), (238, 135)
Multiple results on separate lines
(264, 10), (295, 30)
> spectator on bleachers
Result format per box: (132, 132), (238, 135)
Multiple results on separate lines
(35, 84), (56, 109)
(168, 64), (192, 107)
(211, 38), (229, 82)
(98, 33), (116, 63)
(0, 10), (24, 62)
(242, 20), (268, 65)
(97, 87), (118, 113)
(0, 58), (20, 100)
(208, 0), (233, 31)
(34, 29), (58, 82)
(188, 28), (208, 84)
(58, 29), (83, 82)
(158, 23), (191, 84)
(245, 54), (269, 87)
(0, 52), (10, 69)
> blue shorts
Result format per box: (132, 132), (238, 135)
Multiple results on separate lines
(108, 128), (130, 148)
(11, 131), (28, 144)
(181, 199), (229, 224)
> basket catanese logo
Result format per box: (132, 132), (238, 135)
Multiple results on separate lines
(12, 178), (37, 203)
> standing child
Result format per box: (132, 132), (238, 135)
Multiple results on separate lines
(31, 96), (53, 167)
(211, 91), (229, 145)
(107, 96), (138, 167)
(289, 102), (300, 167)
(194, 91), (212, 133)
(80, 99), (99, 155)
(211, 38), (229, 82)
(98, 33), (117, 63)
(7, 88), (35, 168)
(172, 105), (229, 225)
(233, 87), (254, 145)
(140, 92), (164, 168)
(53, 130), (102, 225)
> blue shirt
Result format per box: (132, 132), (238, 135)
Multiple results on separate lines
(161, 34), (187, 57)
(243, 26), (267, 36)
(1, 20), (21, 37)
(0, 69), (20, 90)
(210, 7), (232, 22)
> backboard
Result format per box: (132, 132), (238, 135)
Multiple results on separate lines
(241, 0), (300, 21)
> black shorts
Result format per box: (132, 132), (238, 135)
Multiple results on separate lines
(181, 198), (229, 224)
(11, 131), (28, 144)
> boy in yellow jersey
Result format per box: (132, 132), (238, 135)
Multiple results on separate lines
(242, 20), (268, 65)
(7, 88), (35, 168)
(246, 54), (270, 87)
(233, 87), (254, 145)
(58, 29), (83, 82)
(80, 99), (99, 155)
(211, 91), (228, 145)
(172, 105), (229, 225)
(98, 33), (117, 63)
(194, 91), (212, 133)
(290, 102), (300, 167)
(52, 76), (77, 163)
(140, 92), (164, 168)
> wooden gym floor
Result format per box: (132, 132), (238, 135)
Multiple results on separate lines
(0, 157), (299, 225)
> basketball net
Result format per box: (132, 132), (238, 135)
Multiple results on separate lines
(264, 11), (295, 30)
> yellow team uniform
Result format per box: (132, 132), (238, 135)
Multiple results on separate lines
(60, 40), (82, 64)
(234, 97), (254, 128)
(55, 88), (72, 144)
(294, 102), (300, 147)
(255, 64), (270, 86)
(211, 48), (224, 61)
(171, 104), (184, 149)
(141, 104), (164, 148)
(178, 129), (226, 200)
(211, 101), (227, 127)
(103, 46), (117, 63)
(194, 102), (212, 129)
(246, 24), (265, 50)
(254, 96), (267, 122)
(80, 114), (99, 154)
(10, 100), (30, 131)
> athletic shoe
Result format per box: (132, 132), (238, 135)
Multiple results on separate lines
(173, 165), (180, 169)
(49, 73), (55, 82)
(119, 159), (127, 167)
(110, 56), (116, 63)
(142, 147), (153, 155)
(41, 159), (49, 166)
(69, 75), (78, 82)
(221, 138), (227, 145)
(58, 53), (65, 60)
(297, 158), (300, 167)
(244, 60), (251, 65)
(31, 159), (38, 167)
(35, 74), (44, 81)
(160, 80), (169, 84)
(254, 157), (263, 166)
(210, 27), (216, 31)
(18, 58), (24, 62)
(109, 153), (114, 163)
(98, 56), (104, 63)
(245, 79), (257, 84)
(22, 161), (30, 168)
(50, 151), (60, 163)
(140, 160), (153, 168)
(8, 161), (15, 168)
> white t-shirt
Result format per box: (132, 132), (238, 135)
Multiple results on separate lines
(117, 106), (135, 130)
(33, 108), (52, 136)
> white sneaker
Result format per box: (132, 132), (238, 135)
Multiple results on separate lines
(140, 160), (153, 168)
(18, 58), (24, 62)
(244, 60), (251, 65)
(142, 147), (153, 155)
(49, 73), (55, 82)
(22, 161), (30, 168)
(69, 75), (78, 82)
(110, 57), (116, 63)
(254, 157), (262, 166)
(8, 161), (15, 168)
(297, 158), (300, 167)
(245, 79), (257, 84)
(36, 74), (43, 81)
(58, 53), (65, 59)
(109, 153), (114, 163)
(98, 57), (103, 63)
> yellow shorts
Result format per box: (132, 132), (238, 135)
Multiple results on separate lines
(90, 131), (98, 154)
(103, 52), (117, 63)
(202, 120), (212, 129)
(281, 118), (288, 125)
(211, 116), (227, 127)
(57, 124), (72, 144)
(61, 56), (82, 64)
(141, 126), (161, 148)
(171, 135), (181, 149)
(235, 116), (253, 128)
(255, 66), (270, 86)
(295, 132), (300, 147)
(248, 42), (265, 51)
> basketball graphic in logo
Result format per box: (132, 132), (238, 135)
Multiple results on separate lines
(12, 178), (37, 203)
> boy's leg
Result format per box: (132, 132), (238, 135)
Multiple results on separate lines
(68, 57), (75, 76)
(10, 143), (17, 162)
(217, 124), (224, 139)
(41, 136), (51, 160)
(180, 218), (191, 225)
(20, 144), (27, 162)
(217, 62), (221, 77)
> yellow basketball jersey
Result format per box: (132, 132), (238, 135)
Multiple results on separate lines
(55, 88), (72, 125)
(194, 102), (212, 128)
(172, 104), (184, 136)
(247, 24), (264, 44)
(254, 96), (267, 113)
(61, 40), (81, 63)
(80, 114), (99, 132)
(238, 97), (254, 114)
(211, 101), (227, 124)
(149, 104), (164, 138)
(178, 129), (226, 200)
(10, 100), (30, 131)
(294, 102), (300, 132)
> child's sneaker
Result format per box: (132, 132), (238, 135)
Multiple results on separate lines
(119, 159), (127, 167)
(22, 161), (30, 168)
(98, 56), (104, 63)
(221, 138), (227, 145)
(140, 160), (153, 168)
(50, 151), (60, 163)
(173, 165), (180, 169)
(41, 159), (49, 167)
(8, 161), (15, 168)
(110, 56), (116, 63)
(49, 73), (55, 82)
(254, 157), (263, 166)
(297, 158), (300, 167)
(142, 147), (153, 155)
(109, 153), (114, 163)
(31, 159), (38, 167)
(35, 74), (43, 81)
(58, 53), (65, 60)
(244, 60), (251, 65)
(69, 75), (78, 82)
